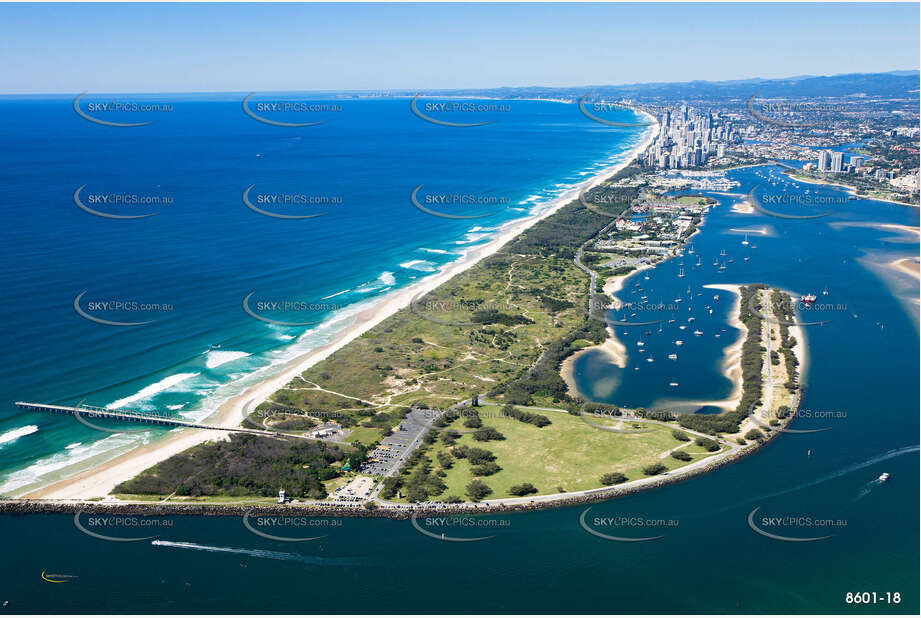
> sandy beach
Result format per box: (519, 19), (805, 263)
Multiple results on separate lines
(730, 200), (754, 214)
(26, 113), (659, 501)
(891, 256), (921, 280)
(560, 326), (626, 399)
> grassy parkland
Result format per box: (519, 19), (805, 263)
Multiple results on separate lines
(381, 404), (729, 503)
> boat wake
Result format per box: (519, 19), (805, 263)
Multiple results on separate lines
(853, 478), (886, 502)
(150, 540), (356, 565)
(689, 445), (918, 519)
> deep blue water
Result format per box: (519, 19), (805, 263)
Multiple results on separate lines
(0, 100), (918, 614)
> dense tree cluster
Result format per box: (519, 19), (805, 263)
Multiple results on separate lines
(501, 404), (551, 427)
(466, 479), (492, 501)
(600, 472), (628, 485)
(473, 427), (506, 442)
(114, 434), (346, 499)
(771, 289), (800, 390)
(508, 482), (539, 496)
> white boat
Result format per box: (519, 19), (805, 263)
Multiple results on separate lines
(675, 340), (684, 346)
(668, 354), (678, 360)
(647, 357), (654, 363)
(742, 233), (749, 246)
(713, 295), (719, 301)
(678, 269), (685, 278)
(694, 330), (703, 336)
(679, 325), (686, 330)
(669, 382), (679, 387)
(878, 472), (890, 482)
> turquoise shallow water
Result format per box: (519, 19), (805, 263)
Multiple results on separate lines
(0, 103), (918, 613)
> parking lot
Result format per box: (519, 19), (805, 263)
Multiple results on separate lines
(330, 475), (375, 503)
(359, 408), (446, 477)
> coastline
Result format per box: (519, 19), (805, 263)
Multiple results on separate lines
(23, 115), (660, 501)
(785, 170), (920, 208)
(560, 326), (625, 398)
(7, 283), (811, 518)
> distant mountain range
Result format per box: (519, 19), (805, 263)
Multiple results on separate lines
(419, 70), (920, 101)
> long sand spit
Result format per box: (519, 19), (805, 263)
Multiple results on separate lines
(25, 114), (660, 500)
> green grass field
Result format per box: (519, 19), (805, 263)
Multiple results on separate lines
(395, 405), (723, 501)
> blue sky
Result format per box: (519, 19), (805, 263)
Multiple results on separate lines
(0, 2), (918, 93)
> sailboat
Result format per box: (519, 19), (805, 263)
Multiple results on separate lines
(720, 248), (727, 256)
(677, 268), (685, 278)
(742, 233), (749, 246)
